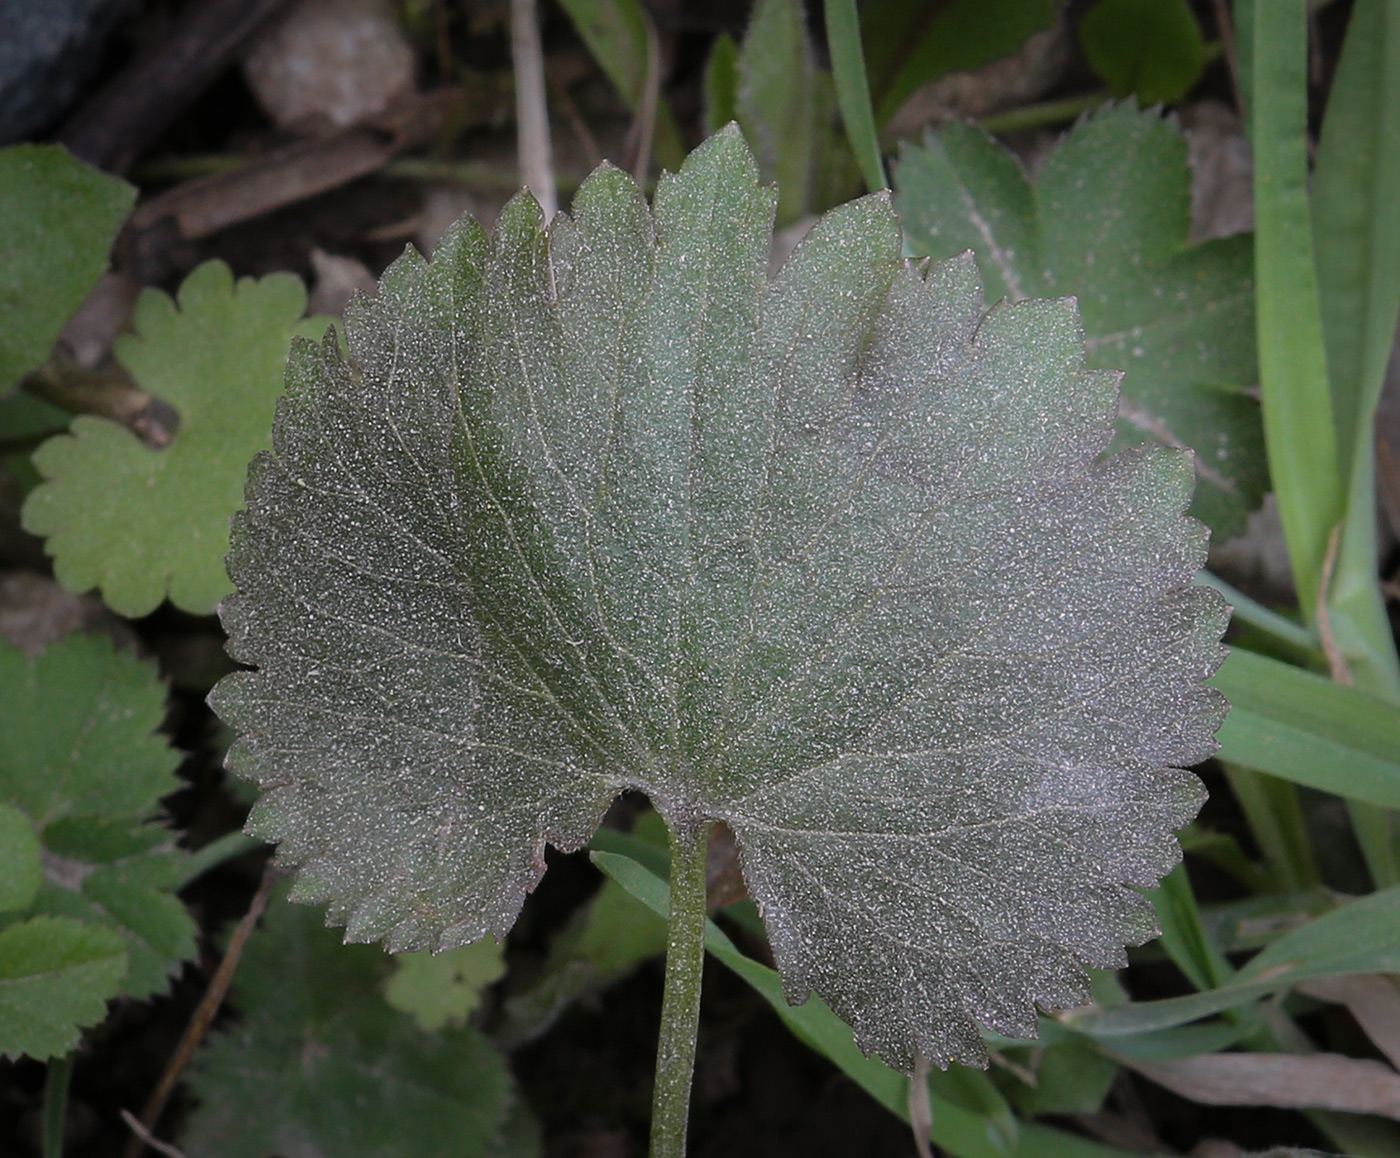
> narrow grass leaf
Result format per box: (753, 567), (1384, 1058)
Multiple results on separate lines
(1312, 0), (1400, 481)
(1124, 1052), (1400, 1118)
(1070, 884), (1400, 1035)
(823, 0), (887, 193)
(556, 0), (685, 169)
(1211, 648), (1400, 808)
(1249, 0), (1343, 614)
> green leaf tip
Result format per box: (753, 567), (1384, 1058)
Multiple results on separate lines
(213, 125), (1228, 1071)
(0, 144), (135, 392)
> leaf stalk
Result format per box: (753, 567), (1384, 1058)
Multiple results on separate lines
(42, 1053), (71, 1158)
(649, 821), (712, 1158)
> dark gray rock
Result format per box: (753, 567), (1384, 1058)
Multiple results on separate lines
(0, 0), (131, 144)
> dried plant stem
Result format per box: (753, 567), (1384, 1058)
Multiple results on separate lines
(907, 1056), (933, 1158)
(510, 0), (556, 220)
(23, 361), (179, 449)
(649, 822), (712, 1158)
(123, 860), (279, 1158)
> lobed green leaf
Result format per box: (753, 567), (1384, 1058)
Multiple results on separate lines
(0, 915), (127, 1061)
(184, 890), (535, 1158)
(385, 937), (506, 1031)
(1078, 0), (1207, 106)
(0, 635), (194, 1002)
(22, 260), (324, 616)
(896, 105), (1266, 539)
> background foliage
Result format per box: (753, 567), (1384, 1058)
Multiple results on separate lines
(2, 0), (1400, 1156)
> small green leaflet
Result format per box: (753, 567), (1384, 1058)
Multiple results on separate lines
(23, 260), (326, 617)
(0, 803), (41, 912)
(0, 635), (192, 1058)
(895, 104), (1266, 539)
(0, 144), (134, 391)
(213, 126), (1227, 1071)
(859, 0), (1060, 125)
(386, 937), (506, 1031)
(184, 891), (537, 1158)
(0, 917), (127, 1061)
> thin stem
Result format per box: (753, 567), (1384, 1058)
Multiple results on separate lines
(976, 91), (1111, 136)
(174, 831), (264, 888)
(42, 1054), (72, 1158)
(124, 860), (279, 1158)
(649, 821), (712, 1158)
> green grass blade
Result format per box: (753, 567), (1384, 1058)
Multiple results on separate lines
(1311, 0), (1400, 884)
(823, 0), (887, 193)
(1145, 864), (1233, 992)
(1248, 0), (1344, 616)
(1219, 763), (1320, 890)
(1312, 0), (1400, 482)
(556, 0), (685, 169)
(1069, 883), (1400, 1036)
(703, 33), (740, 135)
(593, 850), (1138, 1158)
(1194, 571), (1317, 654)
(1315, 0), (1400, 696)
(1212, 648), (1400, 808)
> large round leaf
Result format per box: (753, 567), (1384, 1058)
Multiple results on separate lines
(213, 127), (1227, 1070)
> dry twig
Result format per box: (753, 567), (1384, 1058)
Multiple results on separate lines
(510, 0), (557, 220)
(122, 860), (280, 1158)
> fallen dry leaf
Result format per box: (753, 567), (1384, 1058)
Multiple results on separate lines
(1300, 974), (1400, 1069)
(1126, 1051), (1400, 1119)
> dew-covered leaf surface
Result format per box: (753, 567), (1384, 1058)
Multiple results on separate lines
(213, 126), (1228, 1070)
(895, 105), (1265, 539)
(22, 260), (324, 617)
(184, 890), (534, 1158)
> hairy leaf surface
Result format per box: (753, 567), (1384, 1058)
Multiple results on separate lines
(214, 127), (1227, 1069)
(23, 260), (323, 616)
(896, 105), (1265, 538)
